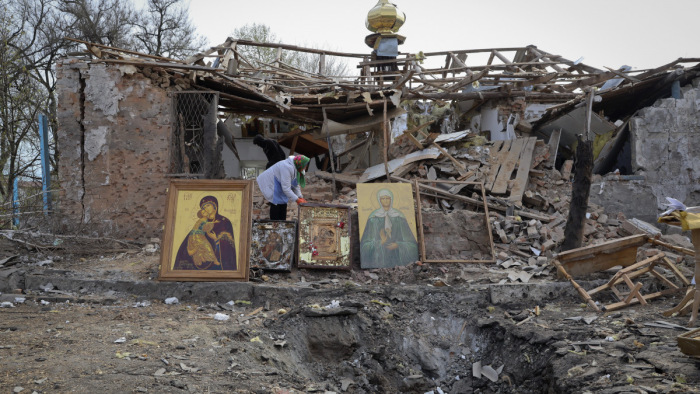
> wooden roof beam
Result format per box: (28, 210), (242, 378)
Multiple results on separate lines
(445, 67), (490, 92)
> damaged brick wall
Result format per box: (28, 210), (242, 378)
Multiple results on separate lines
(629, 77), (700, 210)
(56, 59), (172, 239)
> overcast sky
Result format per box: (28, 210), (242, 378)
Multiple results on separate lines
(184, 0), (699, 72)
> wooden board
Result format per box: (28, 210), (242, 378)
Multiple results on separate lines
(313, 170), (366, 185)
(491, 138), (526, 195)
(485, 140), (509, 191)
(677, 327), (700, 356)
(507, 137), (537, 203)
(558, 234), (648, 278)
(547, 129), (561, 167)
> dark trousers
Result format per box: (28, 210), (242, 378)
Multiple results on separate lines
(270, 203), (288, 221)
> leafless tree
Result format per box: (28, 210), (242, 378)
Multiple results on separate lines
(133, 0), (205, 59)
(58, 0), (137, 49)
(0, 0), (207, 209)
(0, 4), (46, 201)
(232, 23), (348, 77)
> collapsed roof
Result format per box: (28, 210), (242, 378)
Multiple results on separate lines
(69, 37), (700, 140)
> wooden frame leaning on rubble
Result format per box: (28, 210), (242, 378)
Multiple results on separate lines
(158, 179), (253, 281)
(413, 180), (495, 263)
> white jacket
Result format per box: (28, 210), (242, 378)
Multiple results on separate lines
(256, 156), (303, 204)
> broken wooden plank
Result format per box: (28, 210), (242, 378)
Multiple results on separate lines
(313, 170), (366, 185)
(663, 257), (692, 287)
(552, 259), (600, 311)
(491, 138), (526, 195)
(507, 137), (537, 203)
(337, 138), (369, 158)
(485, 140), (509, 191)
(557, 234), (648, 278)
(547, 129), (561, 168)
(445, 67), (490, 93)
(604, 287), (683, 312)
(431, 142), (468, 174)
(391, 175), (553, 222)
(622, 280), (646, 306)
(392, 162), (418, 178)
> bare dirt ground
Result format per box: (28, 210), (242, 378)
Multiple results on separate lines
(2, 235), (700, 393)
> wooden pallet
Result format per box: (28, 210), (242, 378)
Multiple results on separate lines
(486, 137), (537, 202)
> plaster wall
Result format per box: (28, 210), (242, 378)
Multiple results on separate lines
(56, 59), (172, 239)
(629, 78), (700, 210)
(592, 78), (700, 223)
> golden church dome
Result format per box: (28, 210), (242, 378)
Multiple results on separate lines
(366, 0), (406, 34)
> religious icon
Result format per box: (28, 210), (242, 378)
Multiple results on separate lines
(357, 184), (419, 269)
(173, 195), (237, 271)
(250, 220), (297, 272)
(297, 204), (352, 270)
(159, 180), (253, 281)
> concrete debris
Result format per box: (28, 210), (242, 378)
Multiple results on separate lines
(480, 364), (500, 382)
(472, 361), (481, 378)
(213, 313), (230, 321)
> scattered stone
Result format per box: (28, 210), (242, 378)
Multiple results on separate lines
(170, 380), (187, 390)
(340, 379), (354, 392)
(302, 307), (358, 317)
(213, 313), (230, 321)
(472, 361), (482, 378)
(481, 365), (499, 382)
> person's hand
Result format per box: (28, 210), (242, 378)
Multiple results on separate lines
(386, 242), (399, 250)
(296, 198), (307, 204)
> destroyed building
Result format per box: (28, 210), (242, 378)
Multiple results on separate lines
(55, 31), (700, 241)
(5, 1), (700, 392)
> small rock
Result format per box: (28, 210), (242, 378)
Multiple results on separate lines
(213, 313), (229, 321)
(274, 340), (287, 348)
(340, 378), (354, 391)
(170, 380), (187, 389)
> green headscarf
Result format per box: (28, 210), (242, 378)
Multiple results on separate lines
(293, 155), (310, 188)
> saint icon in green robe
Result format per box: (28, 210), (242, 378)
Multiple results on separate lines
(360, 188), (419, 268)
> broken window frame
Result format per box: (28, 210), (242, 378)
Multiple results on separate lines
(169, 91), (220, 177)
(239, 160), (267, 180)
